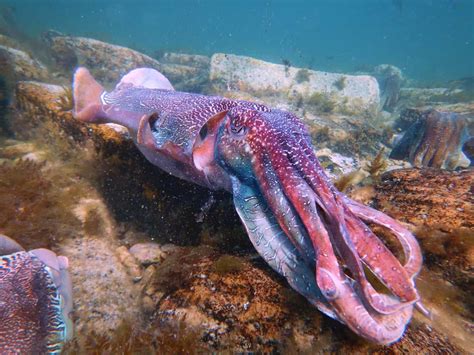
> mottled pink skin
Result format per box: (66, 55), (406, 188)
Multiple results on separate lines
(95, 83), (269, 189)
(73, 68), (425, 345)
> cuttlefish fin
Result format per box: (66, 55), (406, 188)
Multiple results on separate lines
(73, 67), (106, 123)
(0, 234), (25, 255)
(116, 68), (174, 90)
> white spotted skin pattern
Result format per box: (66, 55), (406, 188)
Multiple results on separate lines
(104, 87), (269, 154)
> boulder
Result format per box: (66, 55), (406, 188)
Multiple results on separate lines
(0, 44), (49, 82)
(135, 245), (465, 353)
(209, 53), (380, 115)
(161, 52), (210, 68)
(46, 35), (162, 85)
(46, 34), (210, 91)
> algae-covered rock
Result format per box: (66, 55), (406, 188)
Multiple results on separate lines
(47, 35), (161, 85)
(368, 168), (473, 289)
(137, 245), (466, 353)
(209, 53), (380, 115)
(159, 52), (211, 92)
(45, 33), (209, 91)
(0, 44), (49, 82)
(12, 80), (242, 246)
(161, 52), (210, 68)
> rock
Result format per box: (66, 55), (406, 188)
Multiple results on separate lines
(161, 52), (210, 69)
(0, 45), (49, 82)
(159, 52), (211, 92)
(373, 64), (403, 112)
(0, 34), (22, 50)
(45, 34), (208, 91)
(139, 245), (466, 353)
(398, 87), (474, 108)
(209, 53), (380, 115)
(46, 34), (162, 85)
(129, 242), (176, 266)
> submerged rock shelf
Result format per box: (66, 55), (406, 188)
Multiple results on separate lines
(0, 30), (472, 353)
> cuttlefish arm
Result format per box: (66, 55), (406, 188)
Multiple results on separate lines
(197, 107), (425, 344)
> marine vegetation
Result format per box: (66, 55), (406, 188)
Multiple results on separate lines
(211, 254), (246, 275)
(334, 76), (347, 90)
(295, 68), (311, 83)
(0, 159), (82, 250)
(281, 58), (291, 75)
(306, 92), (336, 113)
(71, 66), (427, 344)
(63, 318), (205, 354)
(334, 169), (367, 192)
(368, 147), (388, 178)
(56, 85), (73, 112)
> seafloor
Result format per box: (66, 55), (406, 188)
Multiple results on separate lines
(0, 21), (473, 354)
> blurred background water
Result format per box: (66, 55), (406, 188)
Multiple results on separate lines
(2, 0), (472, 85)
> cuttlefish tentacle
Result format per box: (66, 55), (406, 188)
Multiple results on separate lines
(258, 116), (419, 315)
(215, 108), (419, 343)
(296, 134), (421, 308)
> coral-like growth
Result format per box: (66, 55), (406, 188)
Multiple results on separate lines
(367, 147), (388, 178)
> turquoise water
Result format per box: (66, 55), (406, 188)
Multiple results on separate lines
(3, 0), (473, 84)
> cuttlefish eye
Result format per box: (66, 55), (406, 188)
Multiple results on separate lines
(228, 118), (248, 137)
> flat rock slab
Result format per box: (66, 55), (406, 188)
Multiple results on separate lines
(210, 53), (380, 115)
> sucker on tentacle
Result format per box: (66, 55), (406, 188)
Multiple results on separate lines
(72, 66), (426, 345)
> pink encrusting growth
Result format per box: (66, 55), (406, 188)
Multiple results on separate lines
(72, 67), (426, 345)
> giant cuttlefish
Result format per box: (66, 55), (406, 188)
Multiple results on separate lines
(72, 67), (428, 345)
(390, 108), (471, 169)
(0, 235), (73, 353)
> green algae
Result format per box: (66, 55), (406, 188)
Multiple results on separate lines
(306, 92), (336, 113)
(211, 254), (246, 275)
(295, 68), (311, 83)
(334, 76), (347, 90)
(63, 318), (205, 355)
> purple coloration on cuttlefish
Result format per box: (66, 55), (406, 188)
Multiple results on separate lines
(0, 235), (73, 353)
(73, 67), (428, 345)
